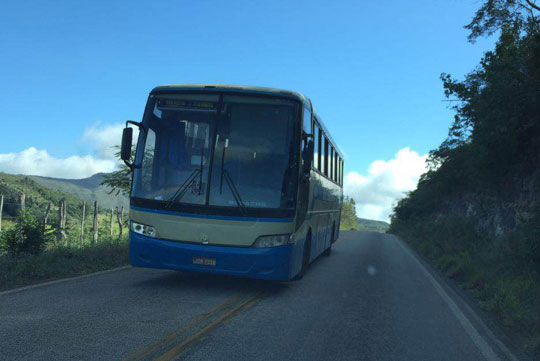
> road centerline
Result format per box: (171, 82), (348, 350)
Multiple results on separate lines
(152, 291), (266, 361)
(123, 291), (265, 361)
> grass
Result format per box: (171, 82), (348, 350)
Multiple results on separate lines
(0, 237), (129, 291)
(390, 216), (540, 359)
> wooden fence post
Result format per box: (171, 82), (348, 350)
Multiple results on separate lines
(57, 199), (67, 244)
(0, 194), (3, 234)
(110, 208), (114, 237)
(80, 201), (86, 244)
(63, 199), (67, 235)
(117, 206), (124, 239)
(57, 199), (63, 244)
(19, 192), (25, 212)
(92, 201), (98, 244)
(121, 206), (124, 236)
(42, 201), (51, 237)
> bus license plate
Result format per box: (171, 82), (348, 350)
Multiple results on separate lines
(192, 257), (216, 266)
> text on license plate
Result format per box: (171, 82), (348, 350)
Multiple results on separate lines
(192, 257), (216, 266)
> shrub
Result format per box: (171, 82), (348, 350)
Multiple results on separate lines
(1, 211), (46, 255)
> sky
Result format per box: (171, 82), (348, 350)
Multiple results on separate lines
(0, 0), (495, 221)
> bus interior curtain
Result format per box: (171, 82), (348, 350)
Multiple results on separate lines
(156, 120), (188, 168)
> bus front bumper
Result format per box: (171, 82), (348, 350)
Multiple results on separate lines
(129, 231), (302, 281)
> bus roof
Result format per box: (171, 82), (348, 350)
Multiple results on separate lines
(150, 84), (343, 158)
(151, 83), (308, 104)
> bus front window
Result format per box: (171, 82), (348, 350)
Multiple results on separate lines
(132, 94), (299, 212)
(209, 96), (298, 210)
(132, 95), (218, 205)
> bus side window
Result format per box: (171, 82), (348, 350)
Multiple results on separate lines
(341, 158), (343, 185)
(302, 107), (312, 169)
(313, 124), (319, 170)
(330, 147), (334, 181)
(334, 151), (338, 183)
(338, 157), (342, 185)
(341, 158), (344, 185)
(316, 125), (322, 170)
(303, 107), (311, 134)
(336, 155), (339, 184)
(141, 128), (156, 191)
(324, 136), (329, 177)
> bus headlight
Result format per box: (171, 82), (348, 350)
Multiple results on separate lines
(131, 221), (156, 238)
(252, 234), (292, 248)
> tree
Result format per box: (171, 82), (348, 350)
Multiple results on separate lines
(101, 146), (133, 196)
(465, 0), (539, 43)
(1, 211), (47, 255)
(340, 197), (359, 231)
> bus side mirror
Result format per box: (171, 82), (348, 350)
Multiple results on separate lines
(121, 127), (133, 163)
(121, 120), (143, 170)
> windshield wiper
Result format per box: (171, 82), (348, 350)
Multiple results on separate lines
(166, 148), (206, 207)
(219, 139), (247, 214)
(165, 169), (201, 208)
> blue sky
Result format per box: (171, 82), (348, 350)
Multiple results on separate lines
(0, 0), (495, 220)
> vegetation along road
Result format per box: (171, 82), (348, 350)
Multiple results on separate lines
(0, 231), (523, 361)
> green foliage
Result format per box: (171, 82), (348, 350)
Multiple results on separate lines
(1, 211), (46, 255)
(340, 197), (359, 230)
(0, 172), (85, 220)
(101, 168), (132, 196)
(464, 0), (533, 42)
(0, 237), (128, 290)
(100, 145), (134, 196)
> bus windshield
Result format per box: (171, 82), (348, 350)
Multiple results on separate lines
(132, 94), (299, 211)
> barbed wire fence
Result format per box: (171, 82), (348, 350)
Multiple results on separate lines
(0, 192), (128, 244)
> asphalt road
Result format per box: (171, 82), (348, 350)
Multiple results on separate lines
(0, 231), (521, 361)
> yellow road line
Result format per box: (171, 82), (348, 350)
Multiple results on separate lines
(124, 294), (243, 361)
(153, 291), (265, 361)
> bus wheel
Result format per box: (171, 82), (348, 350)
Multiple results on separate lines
(323, 224), (335, 256)
(294, 236), (311, 280)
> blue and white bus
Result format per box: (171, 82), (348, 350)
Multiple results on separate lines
(120, 84), (343, 280)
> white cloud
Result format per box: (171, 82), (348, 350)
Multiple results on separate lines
(0, 121), (139, 179)
(81, 123), (130, 160)
(344, 147), (428, 223)
(0, 147), (116, 179)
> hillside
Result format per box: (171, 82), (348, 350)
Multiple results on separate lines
(389, 9), (540, 357)
(29, 173), (128, 210)
(357, 218), (389, 233)
(0, 172), (87, 221)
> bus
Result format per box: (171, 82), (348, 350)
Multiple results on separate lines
(120, 84), (344, 281)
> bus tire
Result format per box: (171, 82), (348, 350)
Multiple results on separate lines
(293, 235), (311, 281)
(323, 224), (335, 256)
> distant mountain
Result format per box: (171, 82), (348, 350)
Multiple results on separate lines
(29, 173), (128, 211)
(357, 218), (389, 233)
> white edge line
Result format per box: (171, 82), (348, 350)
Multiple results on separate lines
(447, 281), (521, 361)
(393, 236), (506, 361)
(0, 265), (131, 296)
